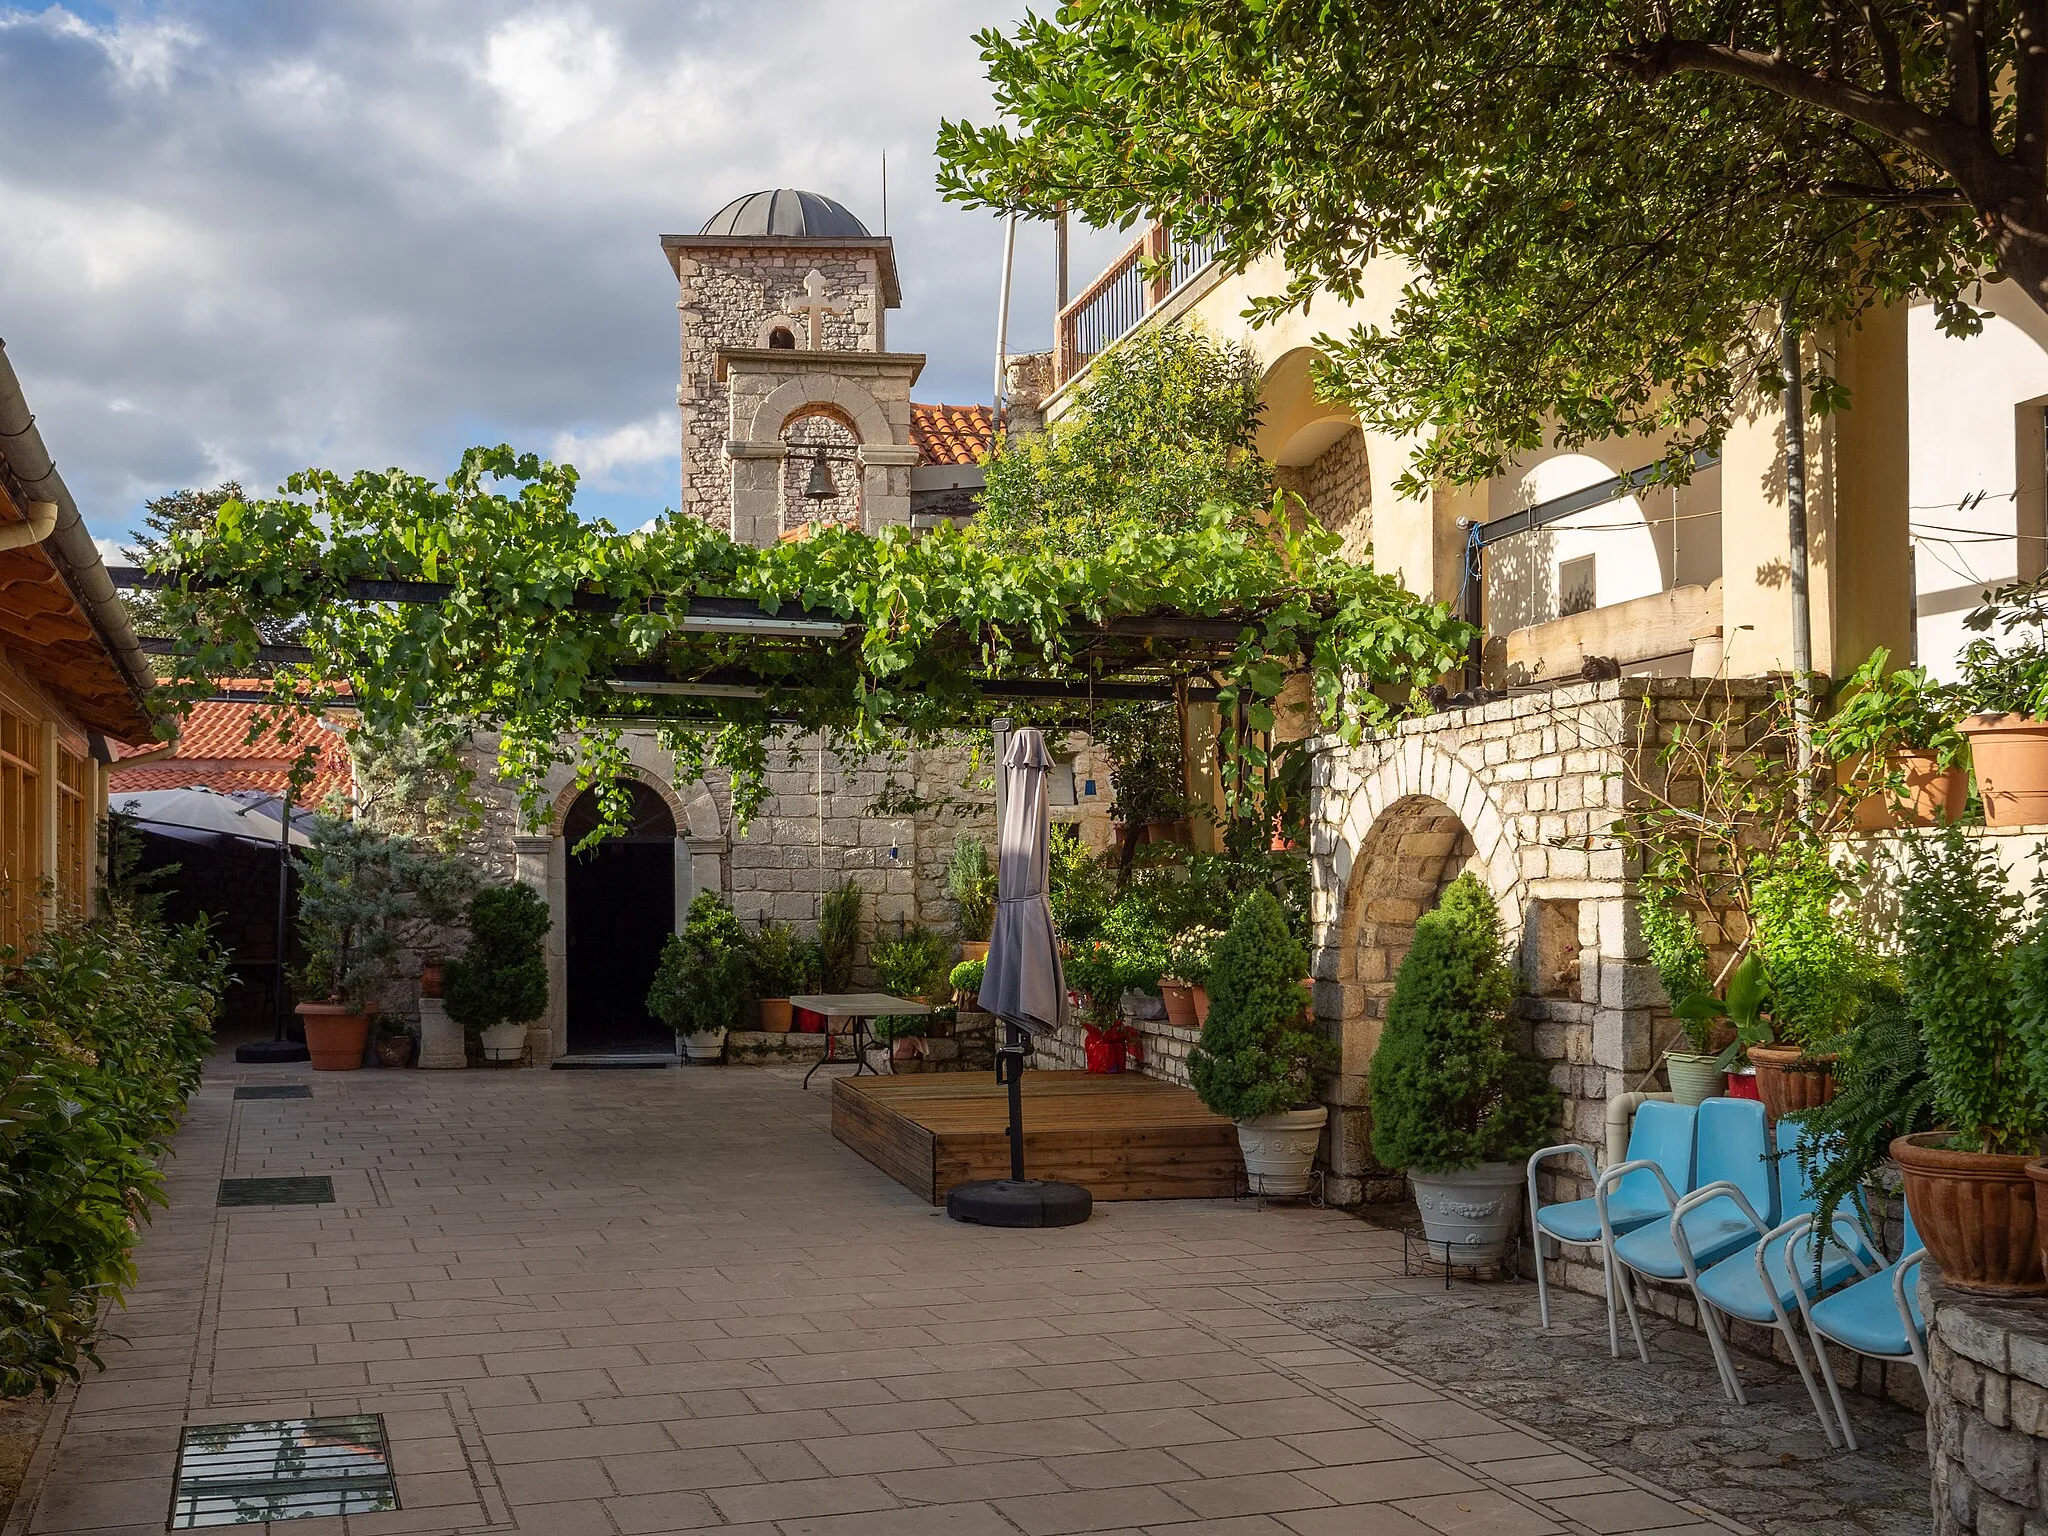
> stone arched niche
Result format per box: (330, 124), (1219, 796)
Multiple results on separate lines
(780, 407), (863, 530)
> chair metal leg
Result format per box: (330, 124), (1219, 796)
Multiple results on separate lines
(1807, 1328), (1861, 1452)
(1696, 1300), (1745, 1404)
(1532, 1196), (1553, 1331)
(1600, 1242), (1622, 1358)
(1618, 1266), (1651, 1363)
(1777, 1323), (1845, 1449)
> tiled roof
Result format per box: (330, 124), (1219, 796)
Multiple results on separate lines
(110, 697), (353, 808)
(909, 403), (994, 467)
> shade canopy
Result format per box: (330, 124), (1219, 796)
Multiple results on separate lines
(111, 787), (310, 847)
(978, 728), (1068, 1038)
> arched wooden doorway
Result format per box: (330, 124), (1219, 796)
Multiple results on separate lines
(564, 781), (677, 1055)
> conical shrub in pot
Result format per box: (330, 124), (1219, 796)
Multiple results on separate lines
(1370, 875), (1559, 1262)
(444, 884), (551, 1063)
(1189, 892), (1333, 1195)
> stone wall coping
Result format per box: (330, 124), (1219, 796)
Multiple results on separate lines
(1927, 1263), (2048, 1388)
(716, 349), (927, 383)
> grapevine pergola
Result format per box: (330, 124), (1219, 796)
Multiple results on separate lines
(128, 448), (1471, 837)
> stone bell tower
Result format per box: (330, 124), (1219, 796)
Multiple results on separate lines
(661, 189), (926, 546)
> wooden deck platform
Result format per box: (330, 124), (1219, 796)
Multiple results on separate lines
(831, 1071), (1244, 1204)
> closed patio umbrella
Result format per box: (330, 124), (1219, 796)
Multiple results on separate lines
(946, 727), (1091, 1228)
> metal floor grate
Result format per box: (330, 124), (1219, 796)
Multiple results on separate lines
(217, 1176), (334, 1207)
(233, 1085), (312, 1100)
(170, 1415), (397, 1527)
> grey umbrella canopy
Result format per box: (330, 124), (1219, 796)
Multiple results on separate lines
(977, 728), (1069, 1039)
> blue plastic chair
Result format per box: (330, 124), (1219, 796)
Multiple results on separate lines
(1527, 1099), (1697, 1357)
(1676, 1138), (1879, 1445)
(1790, 1197), (1929, 1451)
(1608, 1097), (1772, 1363)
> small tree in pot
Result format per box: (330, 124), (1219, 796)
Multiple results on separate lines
(1369, 875), (1558, 1262)
(1189, 891), (1334, 1195)
(443, 884), (550, 1064)
(648, 893), (752, 1062)
(747, 921), (817, 1032)
(948, 836), (997, 960)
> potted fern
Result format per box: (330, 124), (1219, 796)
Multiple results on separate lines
(1188, 892), (1334, 1195)
(948, 836), (997, 962)
(444, 884), (551, 1064)
(1369, 876), (1559, 1261)
(648, 893), (751, 1062)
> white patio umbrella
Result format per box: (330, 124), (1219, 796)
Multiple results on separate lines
(946, 726), (1091, 1228)
(111, 787), (311, 847)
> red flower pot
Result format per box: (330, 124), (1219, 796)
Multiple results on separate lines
(1084, 1036), (1125, 1074)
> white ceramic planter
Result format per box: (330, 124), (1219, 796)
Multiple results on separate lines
(682, 1028), (728, 1063)
(1235, 1105), (1328, 1196)
(479, 1022), (527, 1063)
(1409, 1162), (1526, 1264)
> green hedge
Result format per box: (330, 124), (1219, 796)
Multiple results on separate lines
(0, 910), (225, 1397)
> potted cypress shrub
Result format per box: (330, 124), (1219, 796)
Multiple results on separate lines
(1369, 875), (1559, 1261)
(747, 920), (815, 1032)
(948, 836), (997, 963)
(443, 884), (550, 1064)
(1189, 892), (1335, 1196)
(648, 893), (751, 1061)
(1891, 828), (2048, 1294)
(1816, 648), (1969, 829)
(1959, 578), (2048, 825)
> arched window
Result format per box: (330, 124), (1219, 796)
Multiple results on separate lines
(768, 326), (796, 350)
(780, 409), (861, 531)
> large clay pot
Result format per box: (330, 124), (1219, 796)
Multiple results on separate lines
(758, 998), (794, 1033)
(1892, 1132), (2047, 1296)
(1962, 714), (2048, 827)
(959, 941), (990, 963)
(1236, 1105), (1328, 1197)
(1844, 750), (1970, 830)
(1159, 979), (1198, 1029)
(1747, 1045), (1837, 1125)
(479, 1022), (527, 1063)
(297, 1002), (370, 1072)
(1663, 1052), (1725, 1107)
(1410, 1162), (1527, 1264)
(1192, 985), (1211, 1027)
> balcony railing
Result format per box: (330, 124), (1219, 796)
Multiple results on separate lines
(1055, 222), (1220, 386)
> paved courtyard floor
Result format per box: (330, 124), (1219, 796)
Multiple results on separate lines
(8, 1056), (1928, 1536)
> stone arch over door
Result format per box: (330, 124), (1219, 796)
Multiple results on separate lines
(1313, 738), (1525, 1201)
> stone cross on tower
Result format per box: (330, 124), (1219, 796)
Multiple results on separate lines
(790, 270), (848, 350)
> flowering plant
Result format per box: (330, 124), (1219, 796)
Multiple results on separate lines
(1165, 927), (1224, 988)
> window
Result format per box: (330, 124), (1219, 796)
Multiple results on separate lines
(1558, 554), (1597, 617)
(1049, 755), (1079, 808)
(55, 745), (87, 920)
(0, 706), (41, 951)
(768, 326), (796, 350)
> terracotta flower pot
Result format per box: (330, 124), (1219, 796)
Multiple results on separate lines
(417, 963), (445, 999)
(758, 998), (794, 1033)
(2027, 1160), (2048, 1286)
(1159, 979), (1198, 1028)
(375, 1034), (415, 1068)
(1841, 751), (1969, 830)
(1746, 1045), (1837, 1125)
(1192, 985), (1211, 1026)
(959, 941), (990, 963)
(1962, 714), (2048, 827)
(1893, 1132), (2047, 1295)
(297, 1002), (370, 1072)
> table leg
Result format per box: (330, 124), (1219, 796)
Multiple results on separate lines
(802, 1021), (843, 1089)
(852, 1015), (875, 1077)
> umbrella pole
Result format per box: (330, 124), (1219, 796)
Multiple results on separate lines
(1001, 1023), (1026, 1181)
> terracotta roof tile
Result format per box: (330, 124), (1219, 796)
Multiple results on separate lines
(909, 403), (995, 467)
(110, 698), (353, 807)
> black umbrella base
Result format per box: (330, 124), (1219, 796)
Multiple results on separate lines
(946, 1179), (1093, 1228)
(235, 1040), (311, 1064)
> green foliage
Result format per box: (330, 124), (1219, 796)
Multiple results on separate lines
(745, 921), (818, 999)
(977, 323), (1269, 555)
(949, 958), (985, 995)
(1675, 953), (1776, 1071)
(0, 908), (226, 1396)
(1189, 891), (1332, 1121)
(946, 836), (997, 943)
(1640, 886), (1712, 1051)
(1898, 828), (2042, 1155)
(1369, 876), (1559, 1173)
(152, 448), (1468, 842)
(293, 816), (474, 1006)
(647, 894), (751, 1037)
(442, 884), (550, 1033)
(938, 7), (2015, 496)
(1048, 827), (1115, 944)
(1062, 940), (1129, 1027)
(1964, 576), (2048, 718)
(871, 926), (952, 1001)
(1167, 927), (1224, 990)
(349, 725), (486, 851)
(1089, 704), (1187, 831)
(818, 879), (863, 993)
(1814, 648), (1968, 777)
(1749, 839), (1880, 1051)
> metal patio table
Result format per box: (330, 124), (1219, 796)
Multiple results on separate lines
(791, 993), (932, 1087)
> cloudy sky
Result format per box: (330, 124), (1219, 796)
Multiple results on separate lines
(0, 1), (1130, 543)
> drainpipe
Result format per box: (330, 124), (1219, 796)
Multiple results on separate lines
(0, 499), (57, 550)
(0, 339), (157, 719)
(1604, 1090), (1674, 1167)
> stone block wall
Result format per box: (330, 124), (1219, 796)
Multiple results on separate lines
(1275, 425), (1372, 565)
(1927, 1264), (2048, 1535)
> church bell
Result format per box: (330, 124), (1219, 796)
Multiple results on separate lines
(802, 451), (837, 502)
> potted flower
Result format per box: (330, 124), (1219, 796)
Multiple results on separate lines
(1641, 887), (1723, 1104)
(1675, 954), (1775, 1105)
(950, 957), (985, 1011)
(444, 883), (551, 1064)
(872, 925), (952, 1005)
(1816, 648), (1968, 828)
(1892, 828), (2048, 1294)
(1368, 875), (1559, 1260)
(1084, 1018), (1135, 1074)
(1960, 577), (2048, 825)
(1167, 928), (1223, 1026)
(948, 836), (997, 963)
(746, 920), (816, 1032)
(648, 893), (751, 1062)
(1189, 892), (1336, 1196)
(293, 818), (474, 1071)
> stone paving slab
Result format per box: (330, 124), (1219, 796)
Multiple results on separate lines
(3, 1057), (1840, 1535)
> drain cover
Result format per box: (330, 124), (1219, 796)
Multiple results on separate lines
(171, 1415), (397, 1526)
(232, 1086), (312, 1101)
(217, 1176), (333, 1207)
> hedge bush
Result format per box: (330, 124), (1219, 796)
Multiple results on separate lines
(1188, 891), (1332, 1120)
(444, 883), (550, 1036)
(1, 909), (226, 1397)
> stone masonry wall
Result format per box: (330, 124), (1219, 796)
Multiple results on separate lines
(1926, 1264), (2048, 1536)
(1276, 425), (1373, 565)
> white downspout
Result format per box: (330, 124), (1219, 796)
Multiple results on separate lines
(1605, 1090), (1674, 1167)
(0, 500), (58, 550)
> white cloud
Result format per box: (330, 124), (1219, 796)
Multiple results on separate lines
(552, 412), (670, 488)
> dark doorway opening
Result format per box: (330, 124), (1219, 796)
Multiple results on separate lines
(565, 781), (677, 1055)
